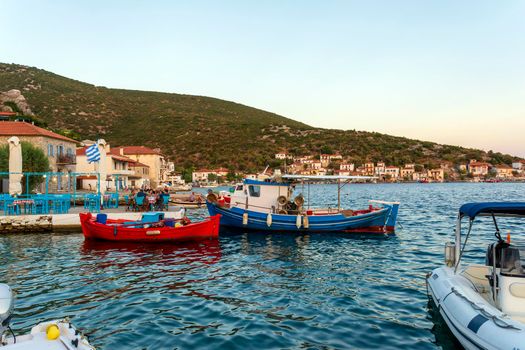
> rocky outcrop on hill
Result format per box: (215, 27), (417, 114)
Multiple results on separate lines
(0, 89), (33, 115)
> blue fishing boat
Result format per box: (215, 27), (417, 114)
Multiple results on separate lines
(206, 175), (399, 233)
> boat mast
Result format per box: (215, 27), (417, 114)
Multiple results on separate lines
(337, 178), (341, 212)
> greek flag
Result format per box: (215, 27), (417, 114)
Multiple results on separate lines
(86, 143), (100, 163)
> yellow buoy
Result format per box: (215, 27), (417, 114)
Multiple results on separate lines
(242, 212), (249, 225)
(296, 215), (302, 229)
(266, 213), (272, 227)
(303, 215), (309, 229)
(46, 324), (60, 340)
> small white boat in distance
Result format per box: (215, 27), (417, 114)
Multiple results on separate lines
(0, 284), (95, 349)
(427, 202), (525, 350)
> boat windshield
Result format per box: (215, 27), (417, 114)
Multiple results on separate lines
(500, 246), (525, 277)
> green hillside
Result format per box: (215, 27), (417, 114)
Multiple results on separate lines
(0, 63), (519, 171)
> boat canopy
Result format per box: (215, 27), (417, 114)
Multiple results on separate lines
(459, 202), (525, 219)
(282, 174), (377, 181)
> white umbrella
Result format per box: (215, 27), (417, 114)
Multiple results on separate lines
(7, 136), (22, 196)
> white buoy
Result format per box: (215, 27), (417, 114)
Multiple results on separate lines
(266, 213), (272, 227)
(242, 212), (249, 225)
(296, 214), (301, 229)
(303, 215), (309, 229)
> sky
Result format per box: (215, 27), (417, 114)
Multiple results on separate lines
(2, 0), (525, 156)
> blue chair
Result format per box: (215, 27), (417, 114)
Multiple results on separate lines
(135, 196), (145, 211)
(162, 194), (170, 211)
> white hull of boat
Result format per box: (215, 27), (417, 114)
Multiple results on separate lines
(2, 319), (94, 349)
(427, 266), (525, 350)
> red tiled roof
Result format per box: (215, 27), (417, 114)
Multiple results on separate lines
(128, 161), (149, 168)
(113, 146), (162, 155)
(0, 121), (78, 143)
(470, 162), (490, 167)
(0, 112), (16, 116)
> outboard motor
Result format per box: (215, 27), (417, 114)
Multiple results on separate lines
(0, 284), (14, 343)
(497, 247), (525, 320)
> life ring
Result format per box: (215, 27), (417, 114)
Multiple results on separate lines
(277, 195), (287, 205)
(294, 195), (304, 207)
(207, 193), (218, 203)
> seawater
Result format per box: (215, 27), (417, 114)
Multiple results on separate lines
(1, 183), (524, 349)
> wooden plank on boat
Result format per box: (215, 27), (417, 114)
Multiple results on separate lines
(146, 230), (161, 236)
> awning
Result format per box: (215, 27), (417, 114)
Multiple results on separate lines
(459, 202), (525, 219)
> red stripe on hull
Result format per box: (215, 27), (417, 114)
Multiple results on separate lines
(343, 225), (395, 233)
(79, 213), (221, 242)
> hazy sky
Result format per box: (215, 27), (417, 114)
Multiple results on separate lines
(2, 1), (525, 156)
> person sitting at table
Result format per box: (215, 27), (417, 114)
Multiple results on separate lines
(189, 192), (196, 202)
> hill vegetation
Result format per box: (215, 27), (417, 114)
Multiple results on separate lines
(0, 63), (519, 172)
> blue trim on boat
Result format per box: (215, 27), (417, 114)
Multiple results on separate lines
(467, 314), (489, 334)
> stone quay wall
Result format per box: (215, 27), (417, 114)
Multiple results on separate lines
(0, 215), (53, 233)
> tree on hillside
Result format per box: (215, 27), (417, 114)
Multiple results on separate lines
(0, 141), (50, 192)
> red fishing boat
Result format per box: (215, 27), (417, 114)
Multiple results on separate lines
(79, 212), (220, 242)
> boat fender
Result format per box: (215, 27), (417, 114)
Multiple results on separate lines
(243, 212), (248, 225)
(296, 215), (301, 229)
(46, 324), (60, 340)
(303, 215), (309, 229)
(267, 213), (272, 227)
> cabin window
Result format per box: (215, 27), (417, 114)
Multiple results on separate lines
(236, 185), (243, 191)
(248, 185), (261, 197)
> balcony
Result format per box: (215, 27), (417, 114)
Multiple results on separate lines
(56, 154), (76, 165)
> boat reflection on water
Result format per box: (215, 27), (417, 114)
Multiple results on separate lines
(427, 299), (463, 350)
(80, 239), (222, 267)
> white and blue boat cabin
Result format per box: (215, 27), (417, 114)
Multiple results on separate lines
(206, 175), (399, 233)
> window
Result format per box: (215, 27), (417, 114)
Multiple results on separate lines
(57, 145), (64, 156)
(248, 185), (261, 197)
(47, 144), (54, 157)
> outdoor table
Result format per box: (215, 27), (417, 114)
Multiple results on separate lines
(12, 199), (35, 215)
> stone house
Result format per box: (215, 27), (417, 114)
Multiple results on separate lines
(0, 121), (78, 191)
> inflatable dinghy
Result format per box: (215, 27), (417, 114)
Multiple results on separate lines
(0, 284), (95, 349)
(427, 202), (525, 350)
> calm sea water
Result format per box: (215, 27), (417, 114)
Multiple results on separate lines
(1, 183), (524, 349)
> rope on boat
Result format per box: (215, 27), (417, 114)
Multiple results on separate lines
(450, 286), (521, 330)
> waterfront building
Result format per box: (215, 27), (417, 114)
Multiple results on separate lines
(363, 162), (375, 176)
(385, 166), (400, 180)
(334, 169), (351, 176)
(192, 169), (213, 183)
(468, 161), (490, 176)
(320, 153), (342, 167)
(512, 161), (525, 173)
(339, 163), (355, 171)
(0, 121), (78, 191)
(128, 161), (150, 188)
(428, 168), (445, 182)
(495, 164), (513, 179)
(112, 146), (169, 187)
(400, 166), (415, 180)
(76, 144), (135, 190)
(311, 161), (322, 170)
(374, 162), (386, 176)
